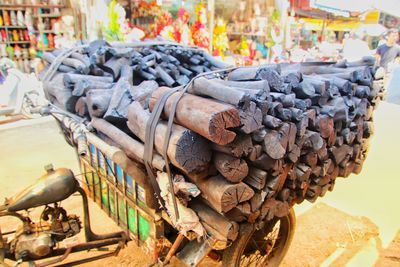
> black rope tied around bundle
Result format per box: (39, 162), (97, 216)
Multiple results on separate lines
(142, 65), (237, 222)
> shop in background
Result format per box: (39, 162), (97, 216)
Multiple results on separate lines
(0, 0), (79, 74)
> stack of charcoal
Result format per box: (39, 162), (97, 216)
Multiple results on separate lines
(42, 40), (384, 244)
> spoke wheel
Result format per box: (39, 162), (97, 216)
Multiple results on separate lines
(222, 209), (296, 267)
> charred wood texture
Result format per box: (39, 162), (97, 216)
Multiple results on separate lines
(42, 41), (382, 229)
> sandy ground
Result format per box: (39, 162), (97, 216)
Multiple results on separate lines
(0, 101), (399, 266)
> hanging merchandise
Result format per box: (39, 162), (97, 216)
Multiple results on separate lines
(239, 36), (250, 57)
(48, 33), (54, 49)
(103, 0), (125, 41)
(42, 34), (49, 48)
(10, 10), (16, 26)
(192, 1), (209, 49)
(23, 30), (30, 41)
(213, 18), (229, 59)
(29, 45), (37, 58)
(6, 45), (14, 59)
(174, 7), (193, 45)
(17, 10), (24, 26)
(3, 10), (10, 26)
(12, 30), (19, 41)
(0, 44), (6, 57)
(132, 1), (160, 19)
(14, 44), (21, 58)
(151, 10), (173, 37)
(1, 30), (6, 42)
(21, 47), (29, 58)
(0, 13), (3, 27)
(24, 9), (33, 27)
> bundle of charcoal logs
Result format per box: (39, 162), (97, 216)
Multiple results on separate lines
(42, 40), (385, 245)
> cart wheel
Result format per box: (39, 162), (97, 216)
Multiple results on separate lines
(222, 208), (296, 267)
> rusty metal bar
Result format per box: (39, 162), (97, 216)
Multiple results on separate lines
(35, 247), (72, 267)
(162, 233), (185, 265)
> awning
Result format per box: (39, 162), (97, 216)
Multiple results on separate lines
(356, 24), (387, 36)
(300, 18), (361, 31)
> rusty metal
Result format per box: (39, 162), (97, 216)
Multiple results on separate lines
(35, 247), (72, 267)
(162, 233), (185, 265)
(75, 187), (126, 242)
(5, 167), (78, 212)
(0, 211), (30, 223)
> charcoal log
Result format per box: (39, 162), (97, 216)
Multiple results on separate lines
(127, 102), (211, 174)
(149, 87), (241, 145)
(214, 153), (249, 183)
(191, 175), (254, 213)
(90, 117), (165, 171)
(190, 200), (239, 241)
(190, 77), (251, 106)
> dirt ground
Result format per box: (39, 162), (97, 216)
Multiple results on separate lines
(0, 101), (399, 267)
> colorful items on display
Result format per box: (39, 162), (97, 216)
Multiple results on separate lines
(0, 1), (74, 73)
(191, 1), (209, 48)
(103, 0), (125, 41)
(213, 18), (229, 58)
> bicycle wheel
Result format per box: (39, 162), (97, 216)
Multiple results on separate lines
(222, 208), (296, 267)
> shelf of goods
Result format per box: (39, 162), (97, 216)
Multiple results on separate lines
(0, 0), (65, 73)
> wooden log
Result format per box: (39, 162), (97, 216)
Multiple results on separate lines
(227, 64), (280, 81)
(155, 65), (176, 86)
(201, 50), (231, 69)
(303, 130), (324, 151)
(251, 128), (266, 143)
(284, 72), (303, 88)
(190, 77), (251, 106)
(266, 164), (292, 194)
(127, 102), (211, 174)
(63, 73), (113, 88)
(250, 191), (268, 212)
(43, 81), (74, 112)
(263, 129), (286, 159)
(248, 144), (263, 161)
(287, 144), (300, 163)
(243, 167), (267, 190)
(149, 87), (241, 145)
(224, 202), (252, 222)
(214, 79), (270, 91)
(103, 79), (133, 125)
(192, 175), (254, 213)
(252, 153), (282, 173)
(75, 97), (89, 117)
(42, 52), (78, 73)
(300, 152), (318, 168)
(49, 51), (90, 74)
(190, 200), (239, 241)
(317, 141), (329, 161)
(214, 153), (249, 183)
(72, 79), (113, 97)
(90, 117), (166, 171)
(70, 52), (91, 67)
(263, 115), (283, 129)
(292, 81), (315, 99)
(313, 115), (334, 139)
(295, 164), (311, 182)
(303, 75), (329, 94)
(211, 134), (253, 158)
(329, 144), (353, 165)
(256, 68), (284, 91)
(128, 80), (159, 108)
(239, 101), (263, 134)
(268, 102), (283, 117)
(86, 89), (113, 118)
